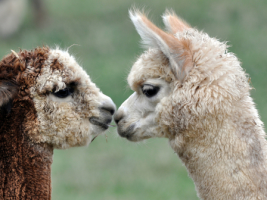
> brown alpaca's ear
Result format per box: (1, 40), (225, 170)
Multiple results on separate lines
(162, 9), (191, 34)
(0, 80), (19, 115)
(129, 9), (193, 82)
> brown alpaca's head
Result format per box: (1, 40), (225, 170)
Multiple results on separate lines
(115, 9), (250, 142)
(0, 47), (116, 148)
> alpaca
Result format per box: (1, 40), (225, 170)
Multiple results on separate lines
(114, 9), (267, 200)
(30, 0), (47, 27)
(0, 0), (27, 38)
(0, 0), (46, 38)
(0, 47), (116, 199)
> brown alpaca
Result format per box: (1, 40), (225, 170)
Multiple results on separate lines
(114, 9), (267, 200)
(0, 47), (115, 199)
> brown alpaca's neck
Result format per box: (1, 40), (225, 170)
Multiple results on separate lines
(0, 107), (53, 200)
(170, 119), (267, 200)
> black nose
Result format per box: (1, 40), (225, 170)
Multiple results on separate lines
(114, 110), (124, 124)
(100, 106), (115, 115)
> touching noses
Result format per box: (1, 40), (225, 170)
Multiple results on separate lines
(114, 108), (124, 125)
(100, 103), (115, 116)
(100, 94), (116, 117)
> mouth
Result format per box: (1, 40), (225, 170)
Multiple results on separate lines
(89, 117), (110, 130)
(117, 124), (135, 140)
(89, 117), (117, 143)
(91, 136), (97, 142)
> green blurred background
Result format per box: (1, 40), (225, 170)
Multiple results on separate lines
(1, 0), (267, 199)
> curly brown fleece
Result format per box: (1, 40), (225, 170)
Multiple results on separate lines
(0, 47), (53, 199)
(0, 47), (115, 199)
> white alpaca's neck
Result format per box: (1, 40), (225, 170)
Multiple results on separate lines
(170, 112), (267, 200)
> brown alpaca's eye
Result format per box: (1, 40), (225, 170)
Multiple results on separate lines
(142, 84), (160, 98)
(52, 87), (74, 98)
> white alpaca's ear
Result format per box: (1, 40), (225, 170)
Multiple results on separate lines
(162, 9), (191, 34)
(129, 9), (192, 82)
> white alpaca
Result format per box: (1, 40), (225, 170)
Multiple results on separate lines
(115, 9), (267, 200)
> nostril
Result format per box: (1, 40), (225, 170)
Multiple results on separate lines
(101, 106), (115, 115)
(114, 112), (123, 124)
(114, 118), (120, 124)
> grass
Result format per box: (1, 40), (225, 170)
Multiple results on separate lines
(0, 0), (267, 199)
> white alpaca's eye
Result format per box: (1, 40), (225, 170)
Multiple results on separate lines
(142, 84), (160, 98)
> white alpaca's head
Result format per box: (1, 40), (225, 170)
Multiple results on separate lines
(114, 9), (267, 200)
(0, 47), (116, 149)
(115, 9), (250, 142)
(115, 50), (174, 141)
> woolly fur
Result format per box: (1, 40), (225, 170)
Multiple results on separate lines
(29, 48), (103, 148)
(0, 47), (115, 199)
(115, 10), (267, 200)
